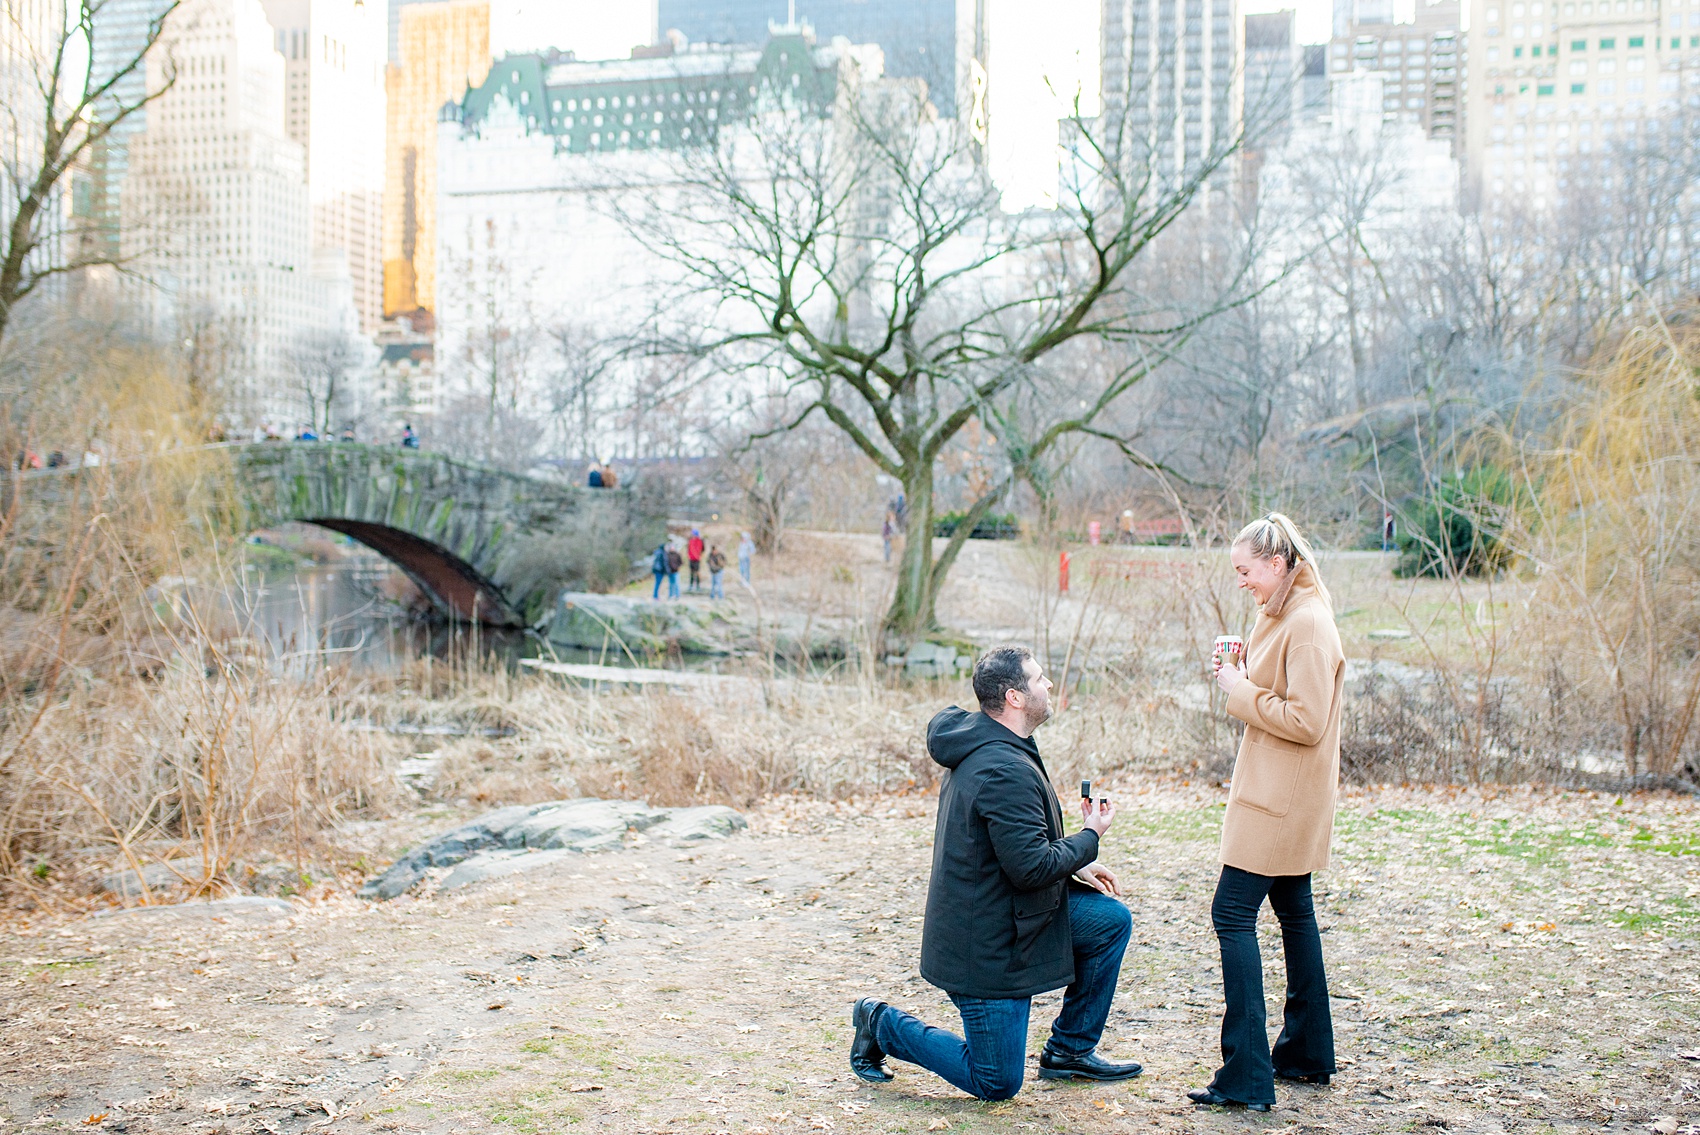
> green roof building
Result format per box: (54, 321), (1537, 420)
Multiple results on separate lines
(444, 31), (860, 155)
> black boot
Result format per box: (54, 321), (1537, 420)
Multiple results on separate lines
(1037, 1048), (1143, 1082)
(850, 998), (892, 1082)
(1187, 1088), (1272, 1112)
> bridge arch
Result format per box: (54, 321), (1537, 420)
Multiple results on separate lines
(237, 444), (661, 626)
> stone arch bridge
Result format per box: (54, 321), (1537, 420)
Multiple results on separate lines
(236, 444), (662, 625)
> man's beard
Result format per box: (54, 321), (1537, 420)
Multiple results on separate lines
(1025, 699), (1052, 731)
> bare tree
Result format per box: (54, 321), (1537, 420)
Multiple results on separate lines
(287, 331), (360, 436)
(0, 0), (180, 350)
(612, 72), (1259, 640)
(546, 321), (617, 460)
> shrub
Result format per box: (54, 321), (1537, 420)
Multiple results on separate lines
(933, 510), (1020, 540)
(1395, 467), (1519, 578)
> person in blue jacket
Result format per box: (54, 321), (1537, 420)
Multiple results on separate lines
(651, 543), (669, 599)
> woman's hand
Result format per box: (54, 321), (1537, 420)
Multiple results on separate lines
(1073, 861), (1121, 897)
(1216, 661), (1248, 696)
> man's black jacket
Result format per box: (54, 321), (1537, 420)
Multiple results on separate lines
(919, 707), (1100, 999)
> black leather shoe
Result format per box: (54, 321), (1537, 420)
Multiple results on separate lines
(850, 998), (892, 1082)
(1188, 1088), (1272, 1112)
(1276, 1070), (1331, 1086)
(1037, 1049), (1143, 1081)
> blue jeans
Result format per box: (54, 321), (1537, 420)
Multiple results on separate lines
(1207, 866), (1335, 1105)
(710, 570), (724, 598)
(652, 571), (664, 599)
(875, 889), (1132, 1100)
(738, 556), (751, 583)
(667, 571), (679, 598)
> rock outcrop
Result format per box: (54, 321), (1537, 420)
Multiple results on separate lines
(358, 798), (746, 900)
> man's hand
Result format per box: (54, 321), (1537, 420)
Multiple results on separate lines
(1082, 797), (1116, 837)
(1216, 661), (1248, 696)
(1074, 861), (1121, 897)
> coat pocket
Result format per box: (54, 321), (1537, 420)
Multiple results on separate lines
(1011, 883), (1064, 961)
(1232, 733), (1303, 818)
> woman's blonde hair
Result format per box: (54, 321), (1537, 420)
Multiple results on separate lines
(1233, 512), (1331, 605)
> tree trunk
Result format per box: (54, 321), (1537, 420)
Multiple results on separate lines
(885, 460), (936, 644)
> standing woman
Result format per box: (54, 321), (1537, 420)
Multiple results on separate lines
(1190, 513), (1345, 1113)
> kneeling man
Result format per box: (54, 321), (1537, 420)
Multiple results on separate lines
(850, 646), (1142, 1099)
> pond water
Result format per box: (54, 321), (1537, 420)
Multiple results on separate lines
(224, 557), (743, 676)
(228, 559), (536, 673)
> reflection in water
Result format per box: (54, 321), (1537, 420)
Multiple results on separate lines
(225, 559), (741, 676)
(232, 561), (535, 674)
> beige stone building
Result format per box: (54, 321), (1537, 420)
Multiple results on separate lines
(382, 0), (490, 319)
(1463, 0), (1699, 207)
(1329, 0), (1466, 153)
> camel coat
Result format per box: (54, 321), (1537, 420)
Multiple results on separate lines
(1221, 561), (1345, 877)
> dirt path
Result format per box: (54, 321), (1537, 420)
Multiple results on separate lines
(4, 782), (1697, 1134)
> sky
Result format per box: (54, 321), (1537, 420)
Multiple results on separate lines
(480, 0), (1357, 211)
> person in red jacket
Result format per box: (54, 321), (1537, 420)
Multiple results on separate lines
(687, 529), (705, 592)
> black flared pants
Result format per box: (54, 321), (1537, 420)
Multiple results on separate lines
(1206, 865), (1337, 1105)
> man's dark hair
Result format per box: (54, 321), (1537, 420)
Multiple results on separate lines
(973, 646), (1034, 715)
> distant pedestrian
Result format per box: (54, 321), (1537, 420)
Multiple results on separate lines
(265, 421), (281, 441)
(708, 545), (726, 599)
(588, 464), (604, 488)
(687, 529), (705, 593)
(651, 543), (670, 599)
(402, 423), (419, 449)
(600, 463), (618, 489)
(340, 426), (356, 442)
(882, 511), (895, 563)
(45, 451), (64, 468)
(738, 532), (755, 583)
(665, 543), (683, 599)
(297, 424), (317, 441)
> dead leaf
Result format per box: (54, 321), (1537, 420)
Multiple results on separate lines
(1676, 1048), (1700, 1060)
(737, 1024), (761, 1033)
(486, 1002), (506, 1011)
(567, 1083), (604, 1093)
(927, 1121), (950, 1132)
(1648, 1119), (1678, 1135)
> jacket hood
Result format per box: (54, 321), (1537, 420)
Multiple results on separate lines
(927, 705), (1039, 770)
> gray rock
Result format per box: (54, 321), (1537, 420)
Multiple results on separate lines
(94, 896), (295, 920)
(645, 805), (748, 844)
(358, 797), (747, 900)
(439, 848), (579, 891)
(96, 860), (204, 896)
(904, 641), (964, 678)
(547, 592), (730, 655)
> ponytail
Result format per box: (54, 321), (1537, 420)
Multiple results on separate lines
(1233, 512), (1331, 607)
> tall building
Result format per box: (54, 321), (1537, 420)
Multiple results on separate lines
(3, 0), (72, 277)
(124, 0), (356, 424)
(1463, 0), (1698, 209)
(1100, 0), (1240, 185)
(83, 0), (178, 261)
(1245, 11), (1300, 142)
(382, 0), (490, 319)
(388, 0), (425, 61)
(657, 0), (959, 113)
(1330, 0), (1465, 152)
(258, 0), (387, 333)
